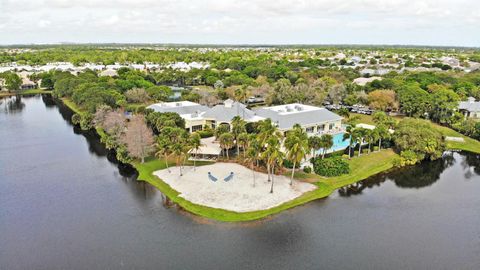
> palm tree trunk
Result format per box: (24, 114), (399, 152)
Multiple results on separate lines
(165, 154), (170, 173)
(251, 162), (256, 187)
(236, 143), (240, 158)
(290, 161), (296, 185)
(378, 138), (382, 151)
(267, 162), (271, 182)
(193, 149), (197, 171)
(270, 167), (275, 193)
(358, 142), (362, 157)
(226, 148), (229, 159)
(322, 150), (326, 159)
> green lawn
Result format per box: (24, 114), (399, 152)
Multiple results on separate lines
(295, 149), (398, 189)
(0, 89), (52, 97)
(352, 113), (480, 154)
(61, 98), (83, 115)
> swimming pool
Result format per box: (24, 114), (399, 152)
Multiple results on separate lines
(315, 132), (352, 155)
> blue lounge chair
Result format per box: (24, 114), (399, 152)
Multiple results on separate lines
(208, 172), (218, 182)
(224, 172), (234, 182)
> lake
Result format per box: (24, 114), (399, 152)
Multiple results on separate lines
(1, 95), (479, 270)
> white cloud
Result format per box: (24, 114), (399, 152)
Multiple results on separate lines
(0, 0), (478, 45)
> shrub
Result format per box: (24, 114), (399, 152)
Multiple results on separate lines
(313, 156), (350, 177)
(197, 129), (214, 138)
(303, 166), (312, 173)
(71, 113), (81, 125)
(393, 150), (420, 167)
(283, 159), (294, 169)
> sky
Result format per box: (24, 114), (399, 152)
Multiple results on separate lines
(0, 0), (479, 46)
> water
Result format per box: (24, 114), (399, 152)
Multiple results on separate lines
(1, 95), (480, 270)
(315, 132), (351, 154)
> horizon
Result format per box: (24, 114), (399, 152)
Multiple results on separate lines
(1, 0), (479, 47)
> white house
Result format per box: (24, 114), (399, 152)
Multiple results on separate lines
(254, 103), (343, 136)
(459, 97), (480, 118)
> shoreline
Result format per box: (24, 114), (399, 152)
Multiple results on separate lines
(57, 96), (480, 222)
(0, 89), (52, 97)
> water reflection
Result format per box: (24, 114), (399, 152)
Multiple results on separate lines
(390, 152), (455, 189)
(339, 152), (457, 196)
(1, 95), (25, 113)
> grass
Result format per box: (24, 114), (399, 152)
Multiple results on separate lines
(61, 98), (83, 115)
(352, 113), (480, 154)
(294, 149), (398, 189)
(133, 157), (334, 222)
(59, 98), (479, 221)
(0, 89), (52, 97)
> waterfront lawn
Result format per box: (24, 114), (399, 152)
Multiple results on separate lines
(295, 149), (398, 189)
(133, 157), (333, 222)
(431, 124), (480, 154)
(352, 113), (480, 154)
(0, 89), (52, 97)
(61, 98), (83, 115)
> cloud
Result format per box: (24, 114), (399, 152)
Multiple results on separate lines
(0, 0), (478, 46)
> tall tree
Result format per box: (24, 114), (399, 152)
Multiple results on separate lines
(231, 116), (246, 156)
(189, 133), (202, 171)
(219, 133), (234, 159)
(285, 124), (309, 185)
(319, 134), (334, 159)
(121, 115), (154, 163)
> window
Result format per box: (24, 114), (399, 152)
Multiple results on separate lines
(306, 127), (314, 133)
(191, 125), (203, 132)
(329, 123), (335, 130)
(317, 124), (325, 131)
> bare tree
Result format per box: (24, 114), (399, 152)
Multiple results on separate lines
(93, 105), (112, 126)
(103, 110), (126, 140)
(121, 115), (154, 163)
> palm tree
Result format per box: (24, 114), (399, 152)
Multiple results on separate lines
(343, 125), (355, 159)
(170, 142), (186, 176)
(263, 136), (284, 193)
(245, 144), (259, 187)
(219, 132), (234, 159)
(374, 124), (389, 151)
(319, 134), (334, 159)
(308, 136), (322, 158)
(258, 119), (282, 182)
(237, 132), (249, 158)
(155, 134), (171, 173)
(189, 133), (202, 170)
(352, 128), (367, 157)
(231, 116), (246, 156)
(285, 125), (309, 185)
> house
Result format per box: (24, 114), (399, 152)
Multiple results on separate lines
(146, 101), (209, 132)
(254, 103), (343, 136)
(353, 76), (383, 86)
(21, 77), (36, 90)
(458, 97), (480, 118)
(202, 99), (263, 129)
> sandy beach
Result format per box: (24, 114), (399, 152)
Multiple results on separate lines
(153, 163), (317, 212)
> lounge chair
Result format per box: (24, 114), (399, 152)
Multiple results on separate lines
(208, 172), (218, 182)
(224, 172), (234, 182)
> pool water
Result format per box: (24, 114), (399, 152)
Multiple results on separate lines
(315, 132), (351, 155)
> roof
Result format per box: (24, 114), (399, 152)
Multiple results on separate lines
(202, 99), (259, 123)
(459, 100), (480, 112)
(255, 104), (343, 130)
(147, 101), (208, 116)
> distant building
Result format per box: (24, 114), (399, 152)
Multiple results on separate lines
(21, 77), (36, 90)
(459, 97), (480, 118)
(353, 76), (383, 86)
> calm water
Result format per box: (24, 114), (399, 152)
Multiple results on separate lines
(1, 95), (479, 270)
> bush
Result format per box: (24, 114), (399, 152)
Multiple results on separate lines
(313, 156), (350, 177)
(303, 166), (312, 173)
(283, 159), (294, 169)
(393, 150), (420, 167)
(71, 113), (81, 125)
(197, 129), (214, 138)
